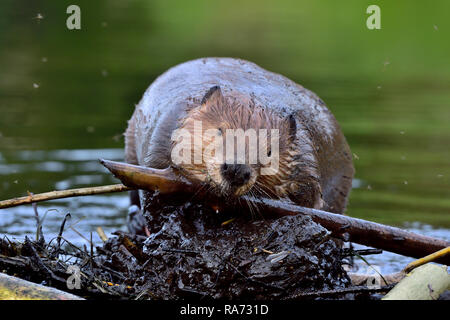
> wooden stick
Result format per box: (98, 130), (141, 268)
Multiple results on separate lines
(349, 272), (405, 287)
(382, 264), (450, 300)
(101, 160), (450, 264)
(0, 272), (84, 300)
(98, 159), (195, 194)
(1, 159), (449, 264)
(0, 184), (131, 209)
(96, 226), (108, 242)
(101, 159), (450, 263)
(0, 159), (186, 209)
(292, 284), (395, 299)
(250, 197), (450, 264)
(349, 246), (450, 287)
(403, 246), (450, 273)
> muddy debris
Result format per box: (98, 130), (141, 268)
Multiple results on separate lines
(0, 196), (381, 300)
(96, 194), (351, 299)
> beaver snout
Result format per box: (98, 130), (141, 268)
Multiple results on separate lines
(220, 163), (251, 187)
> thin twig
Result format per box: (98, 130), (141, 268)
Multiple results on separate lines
(0, 184), (131, 209)
(31, 197), (44, 243)
(53, 213), (71, 259)
(403, 246), (450, 273)
(291, 284), (395, 299)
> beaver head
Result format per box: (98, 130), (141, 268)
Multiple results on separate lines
(170, 86), (304, 201)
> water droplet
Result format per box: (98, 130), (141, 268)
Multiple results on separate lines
(34, 13), (44, 21)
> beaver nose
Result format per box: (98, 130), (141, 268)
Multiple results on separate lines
(220, 163), (251, 187)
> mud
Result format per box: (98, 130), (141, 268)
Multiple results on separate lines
(1, 194), (356, 300)
(97, 194), (351, 299)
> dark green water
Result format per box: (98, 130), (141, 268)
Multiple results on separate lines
(0, 1), (449, 272)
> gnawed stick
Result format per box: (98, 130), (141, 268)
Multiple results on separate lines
(403, 246), (450, 273)
(0, 184), (131, 209)
(98, 159), (195, 194)
(0, 272), (84, 300)
(1, 159), (449, 264)
(0, 160), (188, 209)
(249, 198), (450, 264)
(100, 159), (450, 263)
(382, 264), (450, 300)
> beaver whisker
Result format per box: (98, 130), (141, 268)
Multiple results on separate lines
(244, 195), (255, 219)
(247, 189), (262, 219)
(254, 181), (279, 201)
(253, 183), (274, 200)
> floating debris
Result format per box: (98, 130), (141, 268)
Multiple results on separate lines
(33, 13), (44, 22)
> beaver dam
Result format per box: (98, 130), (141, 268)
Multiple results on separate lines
(0, 202), (388, 300)
(0, 209), (349, 299)
(1, 199), (448, 300)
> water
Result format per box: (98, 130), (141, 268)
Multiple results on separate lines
(0, 0), (449, 274)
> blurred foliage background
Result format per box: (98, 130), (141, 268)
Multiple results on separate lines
(0, 0), (449, 233)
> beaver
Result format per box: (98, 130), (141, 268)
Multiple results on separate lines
(124, 58), (354, 234)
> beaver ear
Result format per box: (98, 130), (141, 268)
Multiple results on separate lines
(288, 114), (297, 138)
(201, 85), (225, 107)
